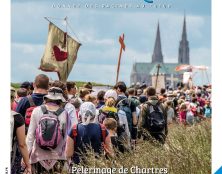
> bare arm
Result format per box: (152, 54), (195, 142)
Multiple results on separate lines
(132, 112), (137, 126)
(16, 125), (31, 171)
(65, 136), (74, 159)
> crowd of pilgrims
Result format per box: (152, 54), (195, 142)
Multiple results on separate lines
(10, 74), (212, 174)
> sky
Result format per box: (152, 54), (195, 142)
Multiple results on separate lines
(11, 0), (211, 86)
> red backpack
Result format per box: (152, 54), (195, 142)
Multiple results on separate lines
(25, 95), (37, 126)
(72, 123), (107, 150)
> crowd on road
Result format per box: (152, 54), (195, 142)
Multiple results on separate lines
(10, 74), (212, 174)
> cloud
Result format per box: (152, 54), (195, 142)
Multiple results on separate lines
(78, 31), (115, 46)
(190, 47), (211, 66)
(12, 43), (44, 54)
(12, 41), (211, 86)
(11, 1), (211, 86)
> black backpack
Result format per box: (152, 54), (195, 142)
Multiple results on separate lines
(98, 110), (125, 137)
(146, 103), (166, 133)
(98, 110), (118, 123)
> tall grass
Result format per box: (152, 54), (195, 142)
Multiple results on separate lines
(74, 121), (211, 174)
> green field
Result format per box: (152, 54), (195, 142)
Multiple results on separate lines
(11, 81), (109, 89)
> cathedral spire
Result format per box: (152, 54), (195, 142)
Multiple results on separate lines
(152, 21), (163, 63)
(182, 14), (187, 41)
(178, 14), (190, 64)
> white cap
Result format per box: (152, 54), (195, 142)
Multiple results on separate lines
(104, 89), (118, 101)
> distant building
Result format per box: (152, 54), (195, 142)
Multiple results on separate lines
(130, 16), (190, 89)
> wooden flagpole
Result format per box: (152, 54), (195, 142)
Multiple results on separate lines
(116, 33), (125, 84)
(65, 16), (68, 82)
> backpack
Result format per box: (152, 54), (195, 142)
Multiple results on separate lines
(98, 109), (128, 152)
(98, 110), (118, 124)
(72, 123), (106, 150)
(25, 95), (36, 126)
(146, 103), (166, 133)
(98, 110), (108, 124)
(117, 98), (133, 134)
(130, 97), (140, 107)
(35, 105), (64, 150)
(106, 112), (126, 137)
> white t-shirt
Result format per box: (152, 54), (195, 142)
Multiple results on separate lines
(167, 107), (175, 124)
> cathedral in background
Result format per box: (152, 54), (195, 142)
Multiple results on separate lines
(130, 15), (190, 89)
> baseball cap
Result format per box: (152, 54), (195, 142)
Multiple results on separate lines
(20, 81), (31, 89)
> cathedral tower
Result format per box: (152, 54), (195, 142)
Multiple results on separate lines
(178, 15), (190, 64)
(152, 22), (163, 63)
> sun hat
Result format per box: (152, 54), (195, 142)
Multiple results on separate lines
(44, 87), (66, 102)
(104, 89), (118, 101)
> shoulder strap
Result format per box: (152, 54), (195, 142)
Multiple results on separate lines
(27, 95), (35, 107)
(99, 124), (106, 143)
(145, 102), (151, 114)
(40, 105), (48, 114)
(128, 98), (131, 108)
(117, 97), (128, 107)
(41, 105), (64, 116)
(72, 124), (78, 147)
(54, 107), (65, 116)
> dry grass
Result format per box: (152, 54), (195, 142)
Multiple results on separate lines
(73, 121), (211, 174)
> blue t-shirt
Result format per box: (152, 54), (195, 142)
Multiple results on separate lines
(68, 123), (108, 164)
(16, 93), (46, 118)
(204, 106), (212, 118)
